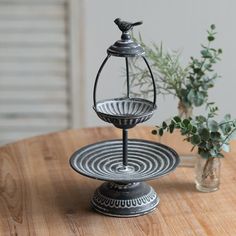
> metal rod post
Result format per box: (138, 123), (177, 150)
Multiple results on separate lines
(125, 57), (130, 98)
(122, 128), (128, 166)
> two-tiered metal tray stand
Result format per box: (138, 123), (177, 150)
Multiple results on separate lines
(70, 18), (180, 217)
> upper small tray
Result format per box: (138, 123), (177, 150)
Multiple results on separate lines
(94, 98), (156, 129)
(70, 139), (180, 183)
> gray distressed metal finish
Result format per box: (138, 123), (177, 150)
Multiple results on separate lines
(70, 139), (179, 182)
(94, 98), (156, 129)
(107, 18), (144, 57)
(70, 18), (179, 217)
(91, 182), (159, 217)
(70, 139), (179, 217)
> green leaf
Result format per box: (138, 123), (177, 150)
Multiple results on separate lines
(190, 135), (201, 145)
(208, 120), (219, 131)
(210, 132), (221, 140)
(162, 121), (167, 129)
(173, 116), (181, 123)
(193, 67), (202, 74)
(206, 102), (215, 107)
(196, 115), (207, 123)
(169, 124), (175, 133)
(194, 92), (205, 106)
(187, 90), (205, 107)
(225, 125), (232, 133)
(210, 24), (216, 30)
(199, 128), (210, 141)
(198, 148), (210, 158)
(187, 123), (193, 131)
(183, 119), (190, 127)
(201, 50), (212, 58)
(159, 128), (164, 136)
(181, 129), (189, 135)
(192, 126), (197, 133)
(208, 36), (215, 41)
(224, 114), (231, 121)
(220, 123), (231, 135)
(204, 64), (212, 71)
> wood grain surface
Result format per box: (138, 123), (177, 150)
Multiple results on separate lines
(0, 125), (236, 236)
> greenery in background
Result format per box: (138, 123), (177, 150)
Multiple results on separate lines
(152, 103), (236, 158)
(130, 24), (222, 110)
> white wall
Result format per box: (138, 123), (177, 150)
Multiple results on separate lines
(82, 0), (236, 127)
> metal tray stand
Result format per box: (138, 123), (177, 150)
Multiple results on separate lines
(69, 18), (180, 217)
(70, 139), (179, 217)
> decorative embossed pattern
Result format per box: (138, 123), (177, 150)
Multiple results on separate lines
(94, 98), (155, 128)
(70, 139), (180, 182)
(92, 187), (157, 209)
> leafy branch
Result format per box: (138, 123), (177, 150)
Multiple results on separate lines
(152, 104), (236, 158)
(129, 25), (222, 110)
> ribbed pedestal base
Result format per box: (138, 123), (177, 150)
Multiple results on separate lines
(91, 181), (159, 217)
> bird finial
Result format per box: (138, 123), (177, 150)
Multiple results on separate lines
(114, 18), (143, 33)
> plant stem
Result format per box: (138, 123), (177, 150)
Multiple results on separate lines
(199, 41), (211, 72)
(220, 127), (236, 148)
(219, 120), (235, 126)
(202, 157), (215, 179)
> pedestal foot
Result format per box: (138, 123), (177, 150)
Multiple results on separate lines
(91, 181), (159, 217)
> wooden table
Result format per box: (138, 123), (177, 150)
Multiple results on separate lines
(1, 126), (236, 236)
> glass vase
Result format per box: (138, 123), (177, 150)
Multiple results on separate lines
(178, 100), (193, 119)
(195, 156), (221, 192)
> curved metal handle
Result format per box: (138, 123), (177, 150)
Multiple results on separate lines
(93, 55), (111, 109)
(142, 56), (156, 107)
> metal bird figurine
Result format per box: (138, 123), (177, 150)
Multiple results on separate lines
(114, 18), (143, 33)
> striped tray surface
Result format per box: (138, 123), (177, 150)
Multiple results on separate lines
(70, 139), (180, 182)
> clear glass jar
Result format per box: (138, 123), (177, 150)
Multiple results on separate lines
(178, 100), (193, 119)
(195, 156), (221, 192)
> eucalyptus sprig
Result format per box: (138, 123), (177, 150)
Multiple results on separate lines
(152, 104), (236, 158)
(129, 24), (222, 110)
(186, 25), (222, 107)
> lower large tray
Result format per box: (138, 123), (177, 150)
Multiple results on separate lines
(70, 139), (180, 183)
